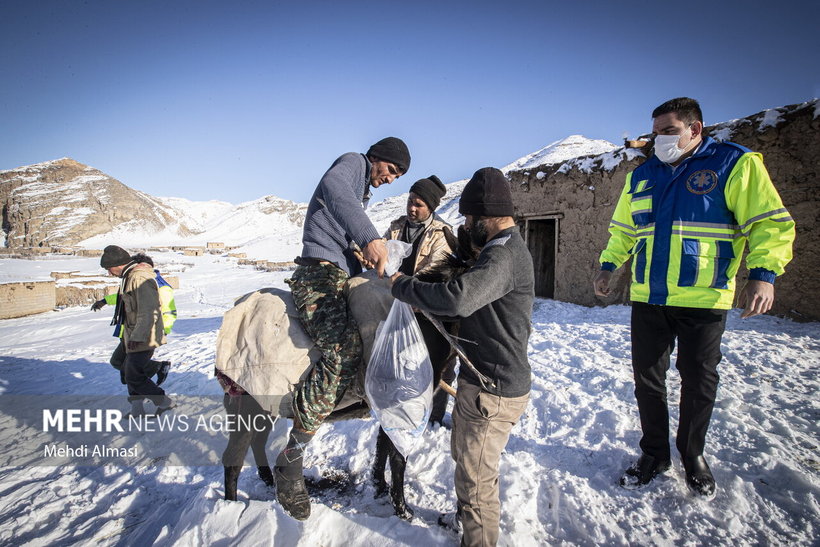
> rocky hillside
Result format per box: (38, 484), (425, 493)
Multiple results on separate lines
(0, 158), (307, 249)
(0, 158), (190, 248)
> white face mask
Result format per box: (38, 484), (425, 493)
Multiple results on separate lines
(653, 134), (686, 164)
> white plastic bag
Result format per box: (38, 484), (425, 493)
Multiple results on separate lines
(364, 299), (434, 458)
(384, 239), (412, 277)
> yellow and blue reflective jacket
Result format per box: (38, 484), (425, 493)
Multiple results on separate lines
(107, 270), (177, 335)
(600, 137), (795, 310)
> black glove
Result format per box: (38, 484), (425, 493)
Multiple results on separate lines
(91, 299), (106, 312)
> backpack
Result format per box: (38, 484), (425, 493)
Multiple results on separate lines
(106, 270), (177, 336)
(154, 271), (177, 335)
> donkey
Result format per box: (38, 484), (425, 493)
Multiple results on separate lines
(217, 227), (475, 519)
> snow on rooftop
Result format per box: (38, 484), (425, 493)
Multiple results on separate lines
(757, 108), (785, 131)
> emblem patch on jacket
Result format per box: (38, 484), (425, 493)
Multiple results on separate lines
(686, 170), (719, 195)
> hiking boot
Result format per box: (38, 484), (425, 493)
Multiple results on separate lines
(438, 510), (462, 535)
(619, 453), (671, 489)
(275, 468), (311, 520)
(123, 399), (147, 419)
(155, 395), (174, 415)
(258, 466), (274, 487)
(685, 456), (716, 500)
(156, 361), (171, 386)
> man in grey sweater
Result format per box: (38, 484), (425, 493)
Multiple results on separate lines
(391, 167), (533, 546)
(275, 137), (411, 520)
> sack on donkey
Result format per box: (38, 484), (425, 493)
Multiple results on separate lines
(215, 271), (396, 418)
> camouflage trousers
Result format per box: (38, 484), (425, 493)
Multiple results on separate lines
(285, 262), (363, 433)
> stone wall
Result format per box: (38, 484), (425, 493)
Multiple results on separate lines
(508, 100), (819, 321)
(56, 283), (114, 307)
(0, 281), (56, 319)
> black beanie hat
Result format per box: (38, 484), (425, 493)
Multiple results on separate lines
(367, 137), (411, 173)
(458, 167), (514, 217)
(409, 175), (447, 210)
(100, 245), (131, 269)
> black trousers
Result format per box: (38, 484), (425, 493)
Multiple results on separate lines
(631, 302), (727, 463)
(110, 340), (163, 385)
(221, 394), (273, 467)
(121, 347), (166, 404)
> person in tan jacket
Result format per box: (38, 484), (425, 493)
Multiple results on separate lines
(100, 245), (173, 416)
(383, 175), (452, 278)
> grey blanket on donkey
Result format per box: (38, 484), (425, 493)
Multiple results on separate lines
(215, 270), (394, 417)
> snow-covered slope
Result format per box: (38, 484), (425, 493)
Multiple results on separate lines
(0, 253), (816, 545)
(501, 135), (618, 172)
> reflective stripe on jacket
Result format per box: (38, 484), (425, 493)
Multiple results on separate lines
(600, 137), (795, 310)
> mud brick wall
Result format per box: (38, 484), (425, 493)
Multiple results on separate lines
(0, 281), (56, 319)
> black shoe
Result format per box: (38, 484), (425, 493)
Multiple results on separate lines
(391, 488), (414, 520)
(620, 453), (671, 489)
(275, 468), (311, 520)
(685, 456), (716, 500)
(258, 466), (274, 488)
(154, 395), (174, 416)
(156, 361), (171, 386)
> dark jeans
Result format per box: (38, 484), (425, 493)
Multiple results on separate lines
(631, 302), (727, 463)
(120, 347), (166, 404)
(110, 340), (163, 385)
(222, 394), (273, 467)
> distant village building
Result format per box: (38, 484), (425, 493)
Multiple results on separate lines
(76, 249), (103, 257)
(26, 247), (52, 255)
(0, 281), (56, 319)
(206, 242), (225, 250)
(508, 100), (819, 321)
(184, 248), (204, 256)
(228, 252), (247, 259)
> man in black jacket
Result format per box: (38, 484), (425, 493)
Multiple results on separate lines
(391, 167), (533, 547)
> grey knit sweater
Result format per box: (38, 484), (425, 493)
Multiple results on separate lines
(300, 152), (381, 276)
(391, 227), (534, 397)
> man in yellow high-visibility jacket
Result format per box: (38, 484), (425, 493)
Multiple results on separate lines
(593, 97), (795, 499)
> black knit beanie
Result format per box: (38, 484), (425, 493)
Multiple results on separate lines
(100, 245), (131, 269)
(410, 175), (447, 210)
(458, 167), (514, 217)
(367, 137), (411, 173)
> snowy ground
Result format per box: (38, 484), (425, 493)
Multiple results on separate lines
(0, 253), (818, 546)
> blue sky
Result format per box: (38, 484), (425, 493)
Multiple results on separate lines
(1, 1), (818, 204)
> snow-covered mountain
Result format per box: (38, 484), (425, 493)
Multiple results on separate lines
(0, 159), (308, 260)
(0, 158), (197, 249)
(0, 135), (615, 260)
(501, 134), (618, 173)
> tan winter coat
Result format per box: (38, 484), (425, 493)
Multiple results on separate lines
(384, 214), (453, 276)
(121, 263), (166, 353)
